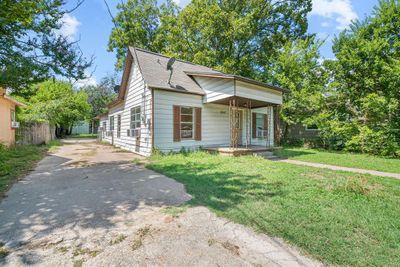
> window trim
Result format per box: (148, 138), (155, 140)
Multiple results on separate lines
(180, 106), (195, 140)
(109, 116), (114, 131)
(117, 114), (121, 138)
(130, 106), (141, 130)
(10, 109), (15, 130)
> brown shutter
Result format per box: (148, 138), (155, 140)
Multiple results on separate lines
(195, 107), (202, 141)
(252, 112), (256, 138)
(173, 105), (181, 142)
(263, 114), (269, 130)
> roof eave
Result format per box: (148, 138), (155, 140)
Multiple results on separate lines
(3, 95), (27, 107)
(185, 72), (289, 93)
(148, 85), (205, 96)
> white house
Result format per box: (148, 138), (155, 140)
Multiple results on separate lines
(99, 47), (286, 156)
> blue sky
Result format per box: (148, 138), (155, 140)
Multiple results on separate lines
(62, 0), (378, 86)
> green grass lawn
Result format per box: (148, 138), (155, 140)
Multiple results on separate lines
(0, 140), (61, 197)
(147, 151), (400, 267)
(274, 147), (400, 173)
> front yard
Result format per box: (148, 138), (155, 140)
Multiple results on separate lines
(148, 151), (400, 266)
(274, 147), (400, 173)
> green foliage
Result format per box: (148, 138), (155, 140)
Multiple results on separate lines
(269, 37), (326, 136)
(109, 0), (312, 77)
(81, 74), (118, 119)
(20, 80), (91, 130)
(315, 0), (400, 156)
(345, 126), (399, 157)
(0, 0), (92, 93)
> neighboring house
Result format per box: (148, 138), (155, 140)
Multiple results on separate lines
(99, 47), (286, 156)
(286, 123), (320, 141)
(71, 121), (90, 135)
(0, 88), (25, 146)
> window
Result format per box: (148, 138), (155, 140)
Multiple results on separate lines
(102, 121), (106, 131)
(11, 110), (16, 122)
(253, 113), (268, 138)
(130, 106), (141, 129)
(109, 116), (114, 131)
(180, 107), (194, 139)
(117, 115), (121, 138)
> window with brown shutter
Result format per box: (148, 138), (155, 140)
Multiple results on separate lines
(195, 108), (201, 141)
(173, 105), (181, 142)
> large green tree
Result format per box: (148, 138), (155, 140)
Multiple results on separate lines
(21, 80), (91, 137)
(317, 0), (400, 156)
(268, 37), (326, 139)
(108, 0), (312, 80)
(0, 0), (92, 92)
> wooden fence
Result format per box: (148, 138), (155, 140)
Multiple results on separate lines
(17, 122), (55, 145)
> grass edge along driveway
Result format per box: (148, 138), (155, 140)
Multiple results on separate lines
(274, 147), (400, 174)
(147, 151), (400, 267)
(0, 140), (61, 198)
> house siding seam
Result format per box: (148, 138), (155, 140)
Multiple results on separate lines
(101, 61), (153, 156)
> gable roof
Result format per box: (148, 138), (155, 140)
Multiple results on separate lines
(114, 47), (287, 106)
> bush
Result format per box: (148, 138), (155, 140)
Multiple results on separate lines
(345, 126), (399, 157)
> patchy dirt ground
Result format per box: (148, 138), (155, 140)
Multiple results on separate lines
(0, 140), (322, 266)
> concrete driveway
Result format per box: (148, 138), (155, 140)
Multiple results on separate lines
(0, 140), (322, 267)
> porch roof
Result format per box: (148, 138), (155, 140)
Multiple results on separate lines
(209, 96), (278, 108)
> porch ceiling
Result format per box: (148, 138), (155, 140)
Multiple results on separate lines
(210, 96), (278, 108)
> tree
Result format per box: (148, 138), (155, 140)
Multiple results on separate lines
(82, 74), (119, 119)
(316, 0), (400, 156)
(0, 0), (92, 93)
(21, 80), (92, 137)
(268, 37), (326, 139)
(108, 0), (312, 80)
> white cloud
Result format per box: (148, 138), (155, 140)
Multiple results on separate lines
(59, 14), (81, 40)
(172, 0), (181, 5)
(310, 0), (358, 30)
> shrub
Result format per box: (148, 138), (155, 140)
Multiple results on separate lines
(345, 126), (399, 157)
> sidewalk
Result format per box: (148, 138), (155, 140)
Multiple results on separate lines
(278, 159), (400, 180)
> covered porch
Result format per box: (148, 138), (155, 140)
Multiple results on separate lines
(204, 95), (282, 155)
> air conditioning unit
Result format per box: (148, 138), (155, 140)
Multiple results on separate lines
(11, 121), (20, 128)
(127, 129), (140, 137)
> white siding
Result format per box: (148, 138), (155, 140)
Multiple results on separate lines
(103, 62), (153, 156)
(153, 90), (231, 152)
(236, 81), (282, 105)
(194, 77), (283, 105)
(153, 90), (275, 153)
(193, 77), (234, 103)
